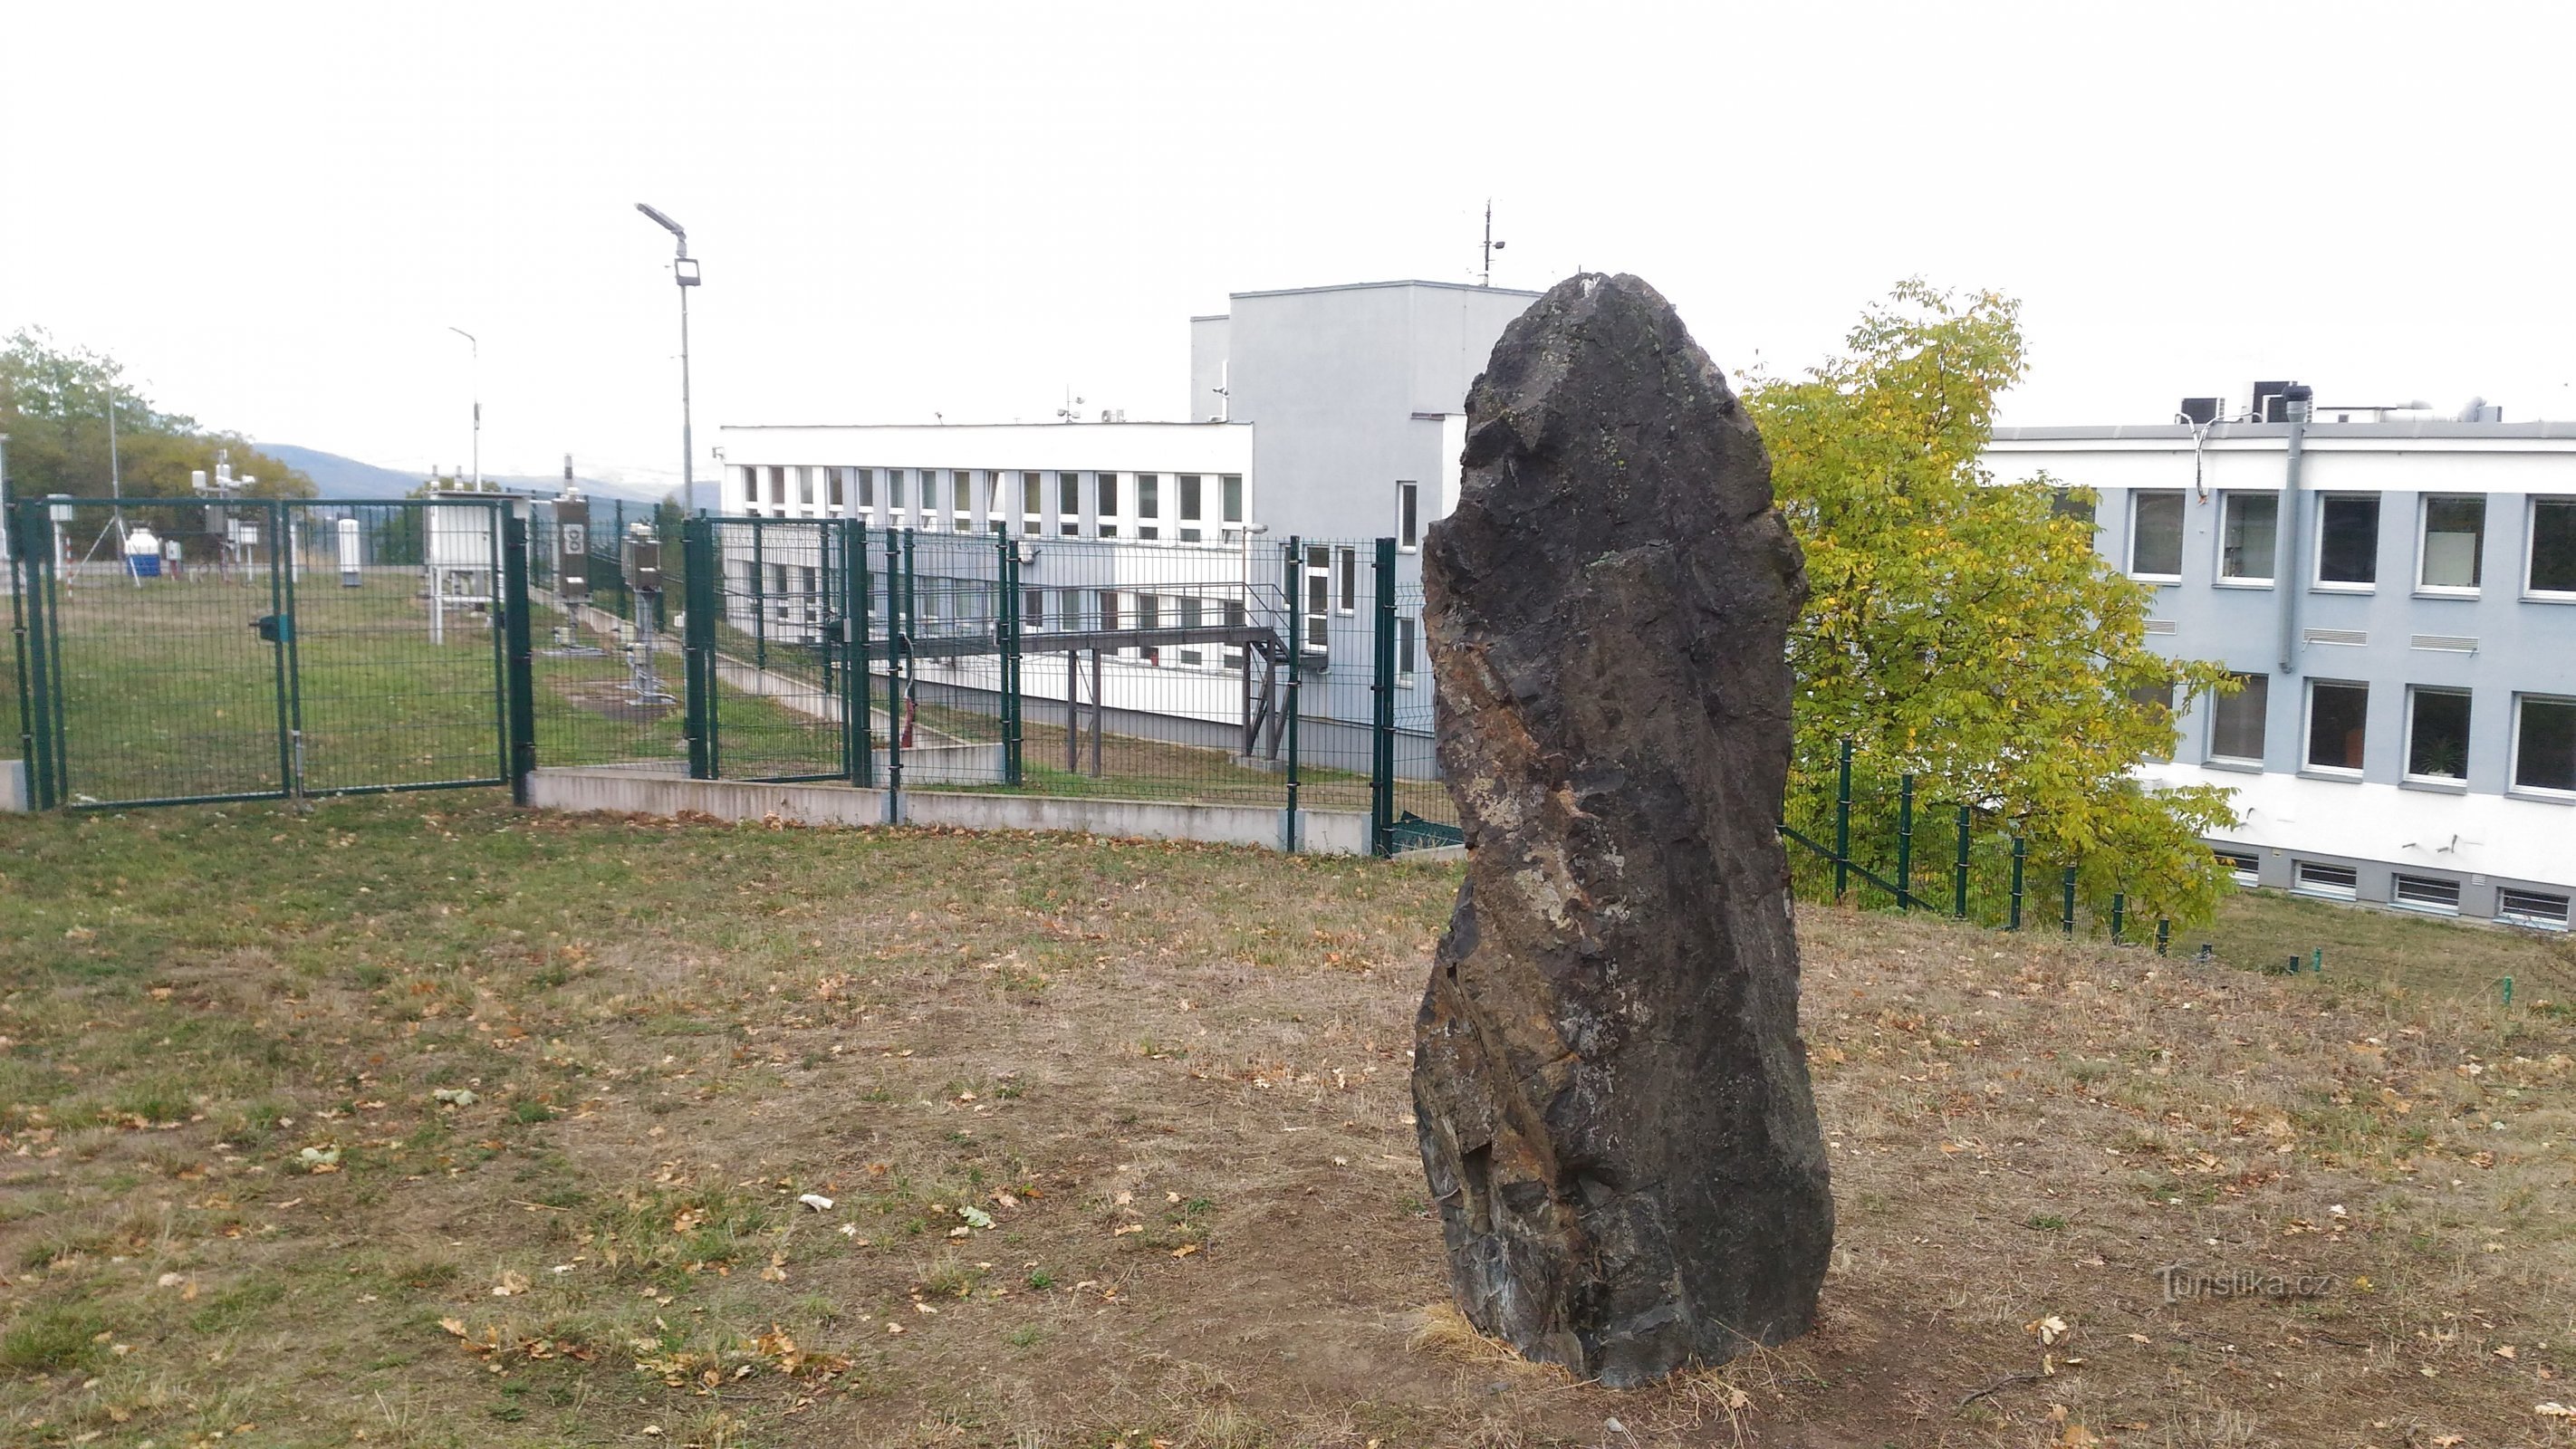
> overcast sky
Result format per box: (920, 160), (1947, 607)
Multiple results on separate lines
(8, 1), (2572, 491)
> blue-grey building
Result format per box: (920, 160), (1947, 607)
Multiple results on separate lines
(1988, 398), (2576, 927)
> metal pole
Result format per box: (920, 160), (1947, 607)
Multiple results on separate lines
(502, 503), (536, 802)
(2273, 384), (2312, 676)
(1953, 805), (1971, 918)
(447, 328), (480, 491)
(1895, 774), (1914, 910)
(847, 520), (872, 788)
(1283, 537), (1302, 852)
(2062, 866), (2079, 937)
(2110, 892), (2126, 945)
(2155, 917), (2170, 957)
(2008, 835), (2025, 931)
(678, 272), (695, 519)
(1066, 649), (1080, 775)
(1370, 537), (1397, 858)
(1833, 739), (1852, 900)
(1089, 649), (1103, 777)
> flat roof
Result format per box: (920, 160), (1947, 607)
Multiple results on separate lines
(720, 420), (1243, 433)
(1992, 420), (2576, 443)
(1226, 278), (1545, 302)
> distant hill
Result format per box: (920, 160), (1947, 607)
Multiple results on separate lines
(264, 444), (674, 506)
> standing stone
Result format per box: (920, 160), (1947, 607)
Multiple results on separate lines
(1412, 273), (1831, 1387)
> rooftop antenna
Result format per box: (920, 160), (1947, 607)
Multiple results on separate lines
(1480, 199), (1506, 287)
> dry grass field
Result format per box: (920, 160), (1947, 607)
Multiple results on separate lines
(2, 796), (2571, 1447)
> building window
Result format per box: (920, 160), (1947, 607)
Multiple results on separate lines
(1223, 599), (1247, 671)
(854, 468), (875, 511)
(1397, 481), (1420, 551)
(2209, 672), (2268, 764)
(1178, 474), (1203, 537)
(2513, 695), (2576, 795)
(1398, 617), (1417, 684)
(952, 470), (975, 532)
(738, 466), (758, 508)
(889, 468), (908, 512)
(796, 466), (815, 508)
(1178, 595), (1203, 667)
(2292, 861), (2359, 900)
(1336, 548), (1356, 613)
(767, 466), (786, 508)
(1097, 473), (1120, 538)
(2391, 875), (2461, 915)
(2129, 683), (2174, 762)
(2305, 680), (2369, 773)
(1021, 472), (1042, 531)
(2129, 490), (2184, 579)
(2213, 849), (2260, 888)
(1137, 474), (1159, 541)
(2498, 888), (2572, 931)
(825, 467), (845, 511)
(1057, 472), (1080, 536)
(2403, 687), (2472, 782)
(2417, 495), (2485, 591)
(2316, 494), (2379, 587)
(1024, 588), (1044, 631)
(1222, 475), (1245, 525)
(1305, 545), (1330, 650)
(1100, 590), (1120, 633)
(2218, 493), (2275, 583)
(2530, 498), (2576, 598)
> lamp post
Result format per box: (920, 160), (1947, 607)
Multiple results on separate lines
(446, 327), (480, 489)
(635, 203), (702, 517)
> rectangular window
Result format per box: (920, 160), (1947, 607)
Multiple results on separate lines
(1099, 473), (1120, 519)
(2214, 849), (2260, 888)
(2292, 861), (2359, 900)
(1178, 595), (1203, 667)
(2209, 672), (2268, 763)
(1222, 475), (1245, 525)
(889, 469), (908, 510)
(2317, 494), (2379, 586)
(1024, 588), (1044, 631)
(1223, 599), (1247, 670)
(1337, 547), (1356, 613)
(768, 466), (786, 508)
(2418, 495), (2485, 590)
(2391, 875), (2461, 914)
(2305, 680), (2369, 773)
(1398, 617), (1418, 683)
(2218, 493), (2276, 582)
(796, 466), (815, 507)
(2129, 683), (2174, 762)
(738, 466), (758, 508)
(855, 468), (875, 510)
(2530, 499), (2576, 597)
(1398, 481), (1420, 550)
(1179, 475), (1203, 520)
(952, 470), (975, 531)
(2498, 888), (2572, 930)
(2129, 490), (2184, 578)
(1137, 474), (1159, 537)
(2513, 695), (2576, 794)
(1022, 472), (1042, 523)
(1058, 471), (1080, 522)
(826, 467), (845, 511)
(1100, 590), (1120, 633)
(2404, 687), (2472, 782)
(1305, 544), (1330, 649)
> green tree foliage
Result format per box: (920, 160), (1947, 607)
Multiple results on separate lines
(1745, 281), (2239, 929)
(0, 328), (313, 503)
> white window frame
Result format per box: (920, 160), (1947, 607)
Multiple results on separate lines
(1096, 472), (1122, 539)
(1303, 545), (1331, 652)
(2127, 489), (2185, 582)
(1336, 547), (1356, 615)
(2213, 849), (2260, 888)
(2292, 860), (2359, 900)
(2414, 493), (2485, 597)
(2302, 678), (2369, 777)
(2401, 685), (2473, 785)
(950, 469), (974, 533)
(1019, 472), (1043, 535)
(2527, 496), (2576, 601)
(2215, 490), (2277, 587)
(1135, 473), (1161, 542)
(1396, 480), (1421, 552)
(2509, 692), (2576, 800)
(2312, 492), (2380, 592)
(2498, 888), (2572, 931)
(1177, 474), (1205, 543)
(737, 465), (759, 510)
(1397, 617), (1418, 686)
(1057, 471), (1081, 537)
(2390, 874), (2462, 916)
(2206, 671), (2268, 767)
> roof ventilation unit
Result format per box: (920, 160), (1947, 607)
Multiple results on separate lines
(2177, 397), (2224, 425)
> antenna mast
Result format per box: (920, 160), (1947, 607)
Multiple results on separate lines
(1480, 199), (1506, 287)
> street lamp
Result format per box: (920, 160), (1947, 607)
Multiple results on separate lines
(446, 327), (480, 489)
(635, 202), (701, 517)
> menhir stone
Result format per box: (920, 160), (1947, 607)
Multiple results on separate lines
(1412, 273), (1831, 1387)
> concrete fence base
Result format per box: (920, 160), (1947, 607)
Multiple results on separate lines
(525, 765), (1373, 854)
(1, 760), (25, 813)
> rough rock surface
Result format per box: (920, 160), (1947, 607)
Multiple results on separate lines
(1412, 273), (1831, 1387)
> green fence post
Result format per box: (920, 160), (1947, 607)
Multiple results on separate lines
(1370, 537), (1397, 858)
(2155, 917), (2170, 957)
(2007, 834), (2025, 931)
(13, 500), (57, 808)
(2110, 892), (2126, 945)
(751, 520), (766, 672)
(265, 500), (295, 800)
(682, 517), (716, 780)
(2061, 866), (2078, 936)
(1952, 805), (1972, 918)
(884, 529), (907, 823)
(844, 521), (871, 788)
(1833, 739), (1852, 900)
(501, 503), (538, 803)
(1895, 774), (1914, 909)
(999, 529), (1023, 786)
(1282, 536), (1302, 853)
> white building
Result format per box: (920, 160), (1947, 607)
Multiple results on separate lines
(1988, 390), (2576, 927)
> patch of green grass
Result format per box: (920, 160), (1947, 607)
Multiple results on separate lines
(0, 1304), (108, 1372)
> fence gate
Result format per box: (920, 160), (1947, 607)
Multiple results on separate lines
(9, 496), (527, 810)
